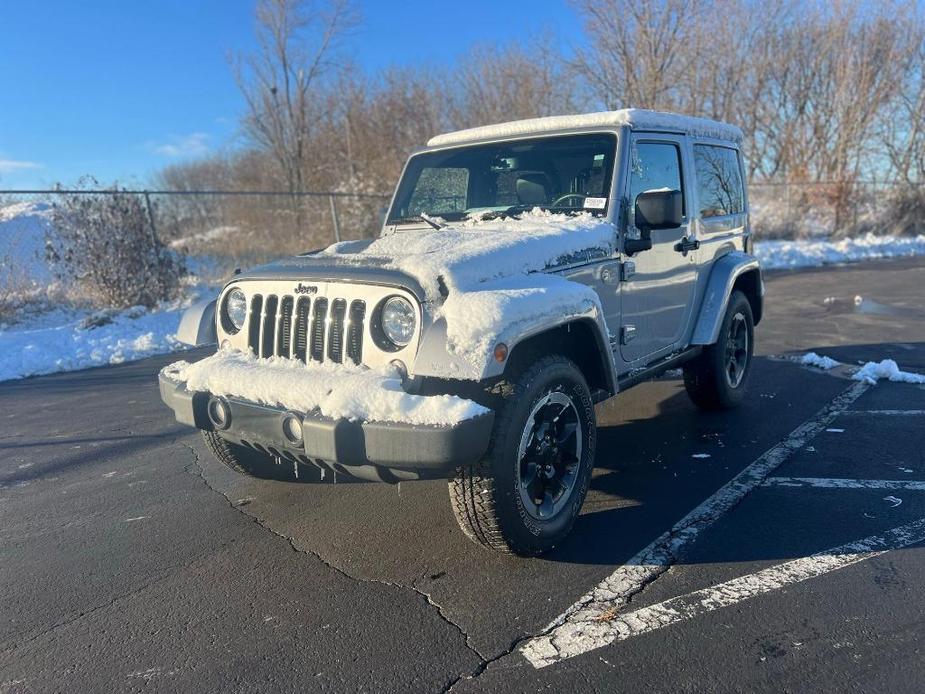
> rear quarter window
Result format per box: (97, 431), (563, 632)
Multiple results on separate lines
(694, 145), (745, 218)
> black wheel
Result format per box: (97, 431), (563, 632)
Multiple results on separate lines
(448, 355), (596, 556)
(683, 290), (754, 410)
(200, 430), (297, 481)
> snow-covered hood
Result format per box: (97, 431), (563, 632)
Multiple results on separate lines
(237, 209), (615, 304)
(235, 248), (428, 301)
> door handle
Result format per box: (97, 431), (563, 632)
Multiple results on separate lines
(674, 237), (700, 256)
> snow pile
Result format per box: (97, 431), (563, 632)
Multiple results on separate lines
(852, 359), (925, 385)
(163, 349), (489, 426)
(427, 108), (743, 147)
(755, 233), (925, 270)
(169, 225), (240, 250)
(0, 201), (54, 287)
(0, 301), (197, 382)
(800, 352), (841, 370)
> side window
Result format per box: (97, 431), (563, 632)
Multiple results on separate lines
(629, 142), (685, 215)
(694, 145), (744, 218)
(407, 167), (469, 216)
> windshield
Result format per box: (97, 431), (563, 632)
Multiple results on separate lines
(387, 133), (617, 224)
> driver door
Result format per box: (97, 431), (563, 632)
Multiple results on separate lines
(619, 135), (698, 363)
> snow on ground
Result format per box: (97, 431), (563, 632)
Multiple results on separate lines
(755, 233), (925, 270)
(168, 225), (240, 251)
(0, 201), (54, 287)
(852, 359), (925, 385)
(0, 293), (209, 382)
(797, 351), (925, 385)
(163, 348), (489, 426)
(799, 352), (842, 370)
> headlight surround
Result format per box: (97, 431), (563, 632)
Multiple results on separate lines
(223, 288), (248, 334)
(380, 296), (416, 347)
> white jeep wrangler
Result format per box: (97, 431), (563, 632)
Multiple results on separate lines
(160, 109), (762, 556)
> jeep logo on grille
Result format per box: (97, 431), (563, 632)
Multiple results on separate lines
(294, 283), (318, 295)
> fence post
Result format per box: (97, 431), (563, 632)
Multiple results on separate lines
(142, 191), (160, 246)
(329, 194), (341, 243)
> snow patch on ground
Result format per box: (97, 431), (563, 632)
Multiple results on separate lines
(163, 349), (489, 426)
(0, 298), (202, 382)
(800, 352), (842, 370)
(755, 233), (925, 270)
(852, 359), (925, 385)
(169, 225), (240, 250)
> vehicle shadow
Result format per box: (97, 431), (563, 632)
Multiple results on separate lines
(544, 350), (925, 567)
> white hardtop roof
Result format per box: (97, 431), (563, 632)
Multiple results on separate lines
(427, 108), (743, 148)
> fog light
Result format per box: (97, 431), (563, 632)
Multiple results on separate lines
(494, 343), (508, 363)
(282, 414), (303, 446)
(207, 397), (231, 430)
(221, 339), (232, 351)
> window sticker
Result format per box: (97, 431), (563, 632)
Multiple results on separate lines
(584, 197), (607, 210)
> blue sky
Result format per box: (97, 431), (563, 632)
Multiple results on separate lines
(0, 0), (580, 189)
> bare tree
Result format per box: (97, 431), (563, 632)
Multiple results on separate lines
(448, 38), (588, 128)
(233, 0), (358, 203)
(572, 0), (697, 110)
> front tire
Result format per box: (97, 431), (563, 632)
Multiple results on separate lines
(683, 290), (754, 410)
(448, 356), (596, 556)
(200, 430), (295, 481)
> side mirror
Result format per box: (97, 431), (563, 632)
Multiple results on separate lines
(625, 189), (683, 255)
(635, 189), (683, 231)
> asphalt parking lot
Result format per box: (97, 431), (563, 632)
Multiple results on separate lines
(2, 257), (925, 693)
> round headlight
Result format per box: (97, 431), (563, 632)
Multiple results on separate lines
(224, 288), (247, 333)
(381, 297), (416, 347)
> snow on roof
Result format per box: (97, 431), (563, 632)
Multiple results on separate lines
(427, 109), (742, 148)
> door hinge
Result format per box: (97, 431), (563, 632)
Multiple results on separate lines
(621, 325), (637, 345)
(620, 260), (636, 281)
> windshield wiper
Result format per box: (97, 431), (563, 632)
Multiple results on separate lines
(390, 214), (445, 230)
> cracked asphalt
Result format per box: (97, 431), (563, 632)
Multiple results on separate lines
(2, 256), (925, 692)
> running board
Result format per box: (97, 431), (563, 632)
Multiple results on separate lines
(617, 347), (703, 392)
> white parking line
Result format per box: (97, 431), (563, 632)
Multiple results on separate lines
(764, 477), (925, 491)
(842, 410), (925, 416)
(521, 380), (870, 668)
(524, 516), (925, 664)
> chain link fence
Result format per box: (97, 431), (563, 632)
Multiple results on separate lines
(4, 181), (924, 272)
(0, 189), (392, 273)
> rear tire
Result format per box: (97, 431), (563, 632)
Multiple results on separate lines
(683, 290), (754, 410)
(448, 355), (596, 556)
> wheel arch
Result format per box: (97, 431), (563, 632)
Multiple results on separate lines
(505, 318), (617, 397)
(690, 252), (763, 346)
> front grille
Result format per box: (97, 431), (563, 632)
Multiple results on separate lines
(247, 293), (366, 365)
